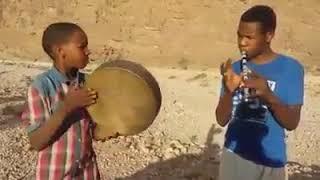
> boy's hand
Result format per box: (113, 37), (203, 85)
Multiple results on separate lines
(243, 71), (273, 101)
(64, 86), (98, 113)
(220, 59), (243, 94)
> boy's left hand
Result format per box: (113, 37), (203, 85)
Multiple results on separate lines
(243, 71), (273, 101)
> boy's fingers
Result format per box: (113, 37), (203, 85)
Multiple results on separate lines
(90, 93), (98, 100)
(243, 79), (256, 89)
(89, 90), (98, 96)
(226, 58), (232, 67)
(248, 70), (263, 79)
(87, 88), (98, 95)
(91, 99), (97, 104)
(221, 58), (233, 76)
(68, 84), (79, 91)
(69, 81), (80, 88)
(84, 99), (96, 106)
(220, 63), (225, 75)
(239, 81), (245, 88)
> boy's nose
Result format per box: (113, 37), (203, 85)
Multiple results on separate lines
(239, 38), (247, 47)
(85, 49), (91, 55)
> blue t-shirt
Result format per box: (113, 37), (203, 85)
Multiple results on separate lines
(222, 54), (304, 167)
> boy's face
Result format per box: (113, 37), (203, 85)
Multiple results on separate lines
(62, 30), (90, 69)
(237, 21), (274, 59)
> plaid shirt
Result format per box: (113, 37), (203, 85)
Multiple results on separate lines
(21, 67), (100, 180)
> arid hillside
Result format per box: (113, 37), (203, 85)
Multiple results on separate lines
(0, 0), (319, 69)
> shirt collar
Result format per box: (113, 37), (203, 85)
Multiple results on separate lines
(49, 66), (77, 84)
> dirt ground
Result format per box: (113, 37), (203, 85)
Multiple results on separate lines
(0, 60), (319, 179)
(0, 0), (319, 179)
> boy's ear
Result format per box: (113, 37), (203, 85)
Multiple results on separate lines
(265, 31), (274, 43)
(53, 45), (65, 59)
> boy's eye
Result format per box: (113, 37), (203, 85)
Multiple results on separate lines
(79, 45), (87, 49)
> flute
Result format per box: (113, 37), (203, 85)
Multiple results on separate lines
(241, 51), (251, 102)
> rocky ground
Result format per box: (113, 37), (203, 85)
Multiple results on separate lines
(0, 60), (319, 180)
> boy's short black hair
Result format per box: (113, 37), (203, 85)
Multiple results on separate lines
(42, 22), (83, 59)
(240, 5), (277, 33)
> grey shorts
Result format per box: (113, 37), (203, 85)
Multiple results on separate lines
(218, 148), (287, 180)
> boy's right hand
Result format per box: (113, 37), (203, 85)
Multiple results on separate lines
(63, 86), (98, 113)
(220, 59), (243, 94)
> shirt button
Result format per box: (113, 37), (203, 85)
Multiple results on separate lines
(78, 138), (82, 142)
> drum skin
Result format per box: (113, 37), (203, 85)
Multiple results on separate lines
(84, 60), (162, 139)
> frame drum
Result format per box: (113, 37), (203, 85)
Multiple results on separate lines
(84, 60), (162, 139)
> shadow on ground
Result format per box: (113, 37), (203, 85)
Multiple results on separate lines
(116, 124), (320, 180)
(0, 95), (25, 130)
(117, 124), (222, 180)
(288, 161), (320, 180)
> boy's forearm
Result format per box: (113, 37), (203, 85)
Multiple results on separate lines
(265, 93), (301, 131)
(29, 104), (70, 151)
(215, 92), (233, 127)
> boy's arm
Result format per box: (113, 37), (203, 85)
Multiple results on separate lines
(215, 91), (233, 127)
(244, 65), (304, 131)
(28, 103), (71, 151)
(264, 66), (303, 131)
(215, 59), (241, 127)
(23, 84), (97, 151)
(22, 86), (72, 151)
(264, 94), (302, 131)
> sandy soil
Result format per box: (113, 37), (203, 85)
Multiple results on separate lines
(0, 60), (319, 179)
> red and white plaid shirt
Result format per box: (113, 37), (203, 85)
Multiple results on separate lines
(21, 67), (100, 180)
